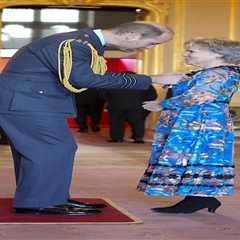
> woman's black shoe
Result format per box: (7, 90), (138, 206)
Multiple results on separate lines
(151, 197), (189, 213)
(151, 196), (221, 214)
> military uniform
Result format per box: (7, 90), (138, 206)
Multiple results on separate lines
(0, 28), (151, 208)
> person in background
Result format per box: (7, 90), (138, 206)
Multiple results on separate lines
(101, 73), (157, 143)
(138, 38), (240, 214)
(75, 88), (105, 133)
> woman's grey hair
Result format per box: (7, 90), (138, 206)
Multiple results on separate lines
(185, 38), (240, 65)
(108, 22), (172, 39)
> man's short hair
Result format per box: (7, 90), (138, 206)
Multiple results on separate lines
(110, 22), (165, 38)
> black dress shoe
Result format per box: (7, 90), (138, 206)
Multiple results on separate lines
(65, 199), (107, 209)
(78, 128), (88, 133)
(107, 139), (123, 143)
(133, 140), (145, 144)
(14, 206), (101, 215)
(92, 126), (100, 132)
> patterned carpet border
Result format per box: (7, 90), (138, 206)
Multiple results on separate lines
(0, 198), (143, 225)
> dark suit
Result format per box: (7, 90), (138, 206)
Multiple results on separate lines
(0, 28), (151, 208)
(75, 88), (105, 131)
(102, 85), (157, 141)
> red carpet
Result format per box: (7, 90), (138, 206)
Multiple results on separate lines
(0, 198), (142, 224)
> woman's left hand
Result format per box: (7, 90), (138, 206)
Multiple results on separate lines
(142, 101), (162, 112)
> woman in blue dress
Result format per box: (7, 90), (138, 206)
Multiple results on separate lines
(137, 38), (240, 213)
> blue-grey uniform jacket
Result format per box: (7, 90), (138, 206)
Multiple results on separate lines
(0, 28), (152, 116)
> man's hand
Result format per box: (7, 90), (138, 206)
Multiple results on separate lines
(142, 101), (162, 112)
(151, 73), (186, 86)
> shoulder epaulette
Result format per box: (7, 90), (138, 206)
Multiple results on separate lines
(57, 39), (107, 93)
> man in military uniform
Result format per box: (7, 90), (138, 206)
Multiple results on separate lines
(0, 21), (182, 215)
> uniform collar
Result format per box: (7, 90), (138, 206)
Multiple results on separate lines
(80, 28), (105, 55)
(93, 29), (106, 46)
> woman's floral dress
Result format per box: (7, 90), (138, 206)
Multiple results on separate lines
(137, 66), (240, 197)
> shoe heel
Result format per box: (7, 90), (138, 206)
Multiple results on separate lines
(208, 204), (221, 213)
(208, 207), (216, 213)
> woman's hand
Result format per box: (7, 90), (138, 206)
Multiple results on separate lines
(142, 101), (162, 112)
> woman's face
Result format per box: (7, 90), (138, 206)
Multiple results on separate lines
(183, 44), (223, 68)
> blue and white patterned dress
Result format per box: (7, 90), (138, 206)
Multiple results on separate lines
(137, 66), (240, 197)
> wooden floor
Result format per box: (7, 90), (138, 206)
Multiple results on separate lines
(0, 129), (240, 240)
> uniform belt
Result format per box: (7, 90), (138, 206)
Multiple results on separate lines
(0, 75), (70, 95)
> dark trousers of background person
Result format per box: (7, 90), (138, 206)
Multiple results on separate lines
(108, 108), (146, 142)
(76, 102), (104, 132)
(131, 109), (151, 140)
(75, 88), (105, 132)
(0, 126), (9, 144)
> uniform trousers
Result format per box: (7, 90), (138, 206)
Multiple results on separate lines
(0, 113), (77, 208)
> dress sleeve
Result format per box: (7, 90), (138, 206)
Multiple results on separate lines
(159, 68), (233, 110)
